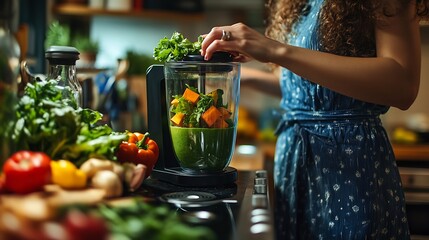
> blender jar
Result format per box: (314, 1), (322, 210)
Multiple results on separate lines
(164, 59), (240, 173)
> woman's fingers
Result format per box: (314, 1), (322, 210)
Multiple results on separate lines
(200, 23), (259, 62)
(201, 26), (228, 56)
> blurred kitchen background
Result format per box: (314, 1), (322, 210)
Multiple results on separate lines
(7, 0), (429, 237)
(9, 0), (429, 154)
(11, 0), (429, 159)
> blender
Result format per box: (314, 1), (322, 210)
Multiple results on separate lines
(146, 53), (240, 187)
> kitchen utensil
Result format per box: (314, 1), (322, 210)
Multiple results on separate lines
(146, 52), (240, 187)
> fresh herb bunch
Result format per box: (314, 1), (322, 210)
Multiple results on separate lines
(153, 32), (203, 62)
(10, 79), (127, 165)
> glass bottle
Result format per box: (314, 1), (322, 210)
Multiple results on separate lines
(0, 0), (20, 167)
(45, 46), (82, 108)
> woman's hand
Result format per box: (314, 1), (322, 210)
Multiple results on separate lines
(201, 23), (282, 63)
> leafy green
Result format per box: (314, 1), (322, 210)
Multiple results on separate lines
(95, 199), (216, 240)
(45, 21), (70, 49)
(10, 79), (127, 165)
(73, 34), (99, 53)
(153, 32), (203, 62)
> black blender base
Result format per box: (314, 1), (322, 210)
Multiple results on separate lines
(150, 167), (238, 187)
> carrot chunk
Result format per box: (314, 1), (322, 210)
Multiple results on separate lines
(202, 106), (222, 127)
(183, 88), (200, 104)
(171, 112), (185, 126)
(214, 118), (229, 128)
(218, 107), (231, 119)
(170, 98), (179, 106)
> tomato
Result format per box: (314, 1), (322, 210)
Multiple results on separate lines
(3, 151), (52, 194)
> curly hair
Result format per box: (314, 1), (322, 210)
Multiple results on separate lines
(265, 0), (429, 57)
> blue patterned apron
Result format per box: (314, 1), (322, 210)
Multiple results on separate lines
(273, 0), (410, 239)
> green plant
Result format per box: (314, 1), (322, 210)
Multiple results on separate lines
(73, 35), (99, 54)
(45, 21), (70, 49)
(125, 50), (159, 76)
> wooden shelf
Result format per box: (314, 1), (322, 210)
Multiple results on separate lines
(393, 144), (429, 161)
(53, 4), (205, 21)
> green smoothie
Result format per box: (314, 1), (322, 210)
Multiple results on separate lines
(169, 126), (236, 172)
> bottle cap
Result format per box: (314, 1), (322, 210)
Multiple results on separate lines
(45, 46), (80, 65)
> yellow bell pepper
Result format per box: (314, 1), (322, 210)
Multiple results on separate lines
(51, 160), (87, 189)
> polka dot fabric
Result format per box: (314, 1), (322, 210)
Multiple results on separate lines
(273, 0), (410, 239)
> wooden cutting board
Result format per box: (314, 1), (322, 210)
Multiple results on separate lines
(0, 185), (106, 222)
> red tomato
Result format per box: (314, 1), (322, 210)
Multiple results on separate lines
(3, 151), (52, 194)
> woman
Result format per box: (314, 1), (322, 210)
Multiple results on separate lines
(201, 0), (429, 239)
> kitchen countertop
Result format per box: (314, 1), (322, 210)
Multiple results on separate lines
(392, 144), (429, 161)
(260, 142), (429, 162)
(0, 170), (275, 240)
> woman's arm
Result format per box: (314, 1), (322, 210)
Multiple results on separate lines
(202, 2), (421, 110)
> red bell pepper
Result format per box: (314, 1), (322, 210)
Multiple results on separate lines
(3, 151), (52, 194)
(117, 132), (159, 177)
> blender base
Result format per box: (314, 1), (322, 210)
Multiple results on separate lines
(150, 166), (238, 187)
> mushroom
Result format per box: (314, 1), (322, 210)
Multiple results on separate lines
(79, 158), (114, 178)
(90, 170), (123, 198)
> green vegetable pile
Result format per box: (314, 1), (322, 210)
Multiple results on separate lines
(9, 79), (127, 165)
(61, 199), (216, 240)
(153, 32), (203, 62)
(97, 200), (216, 240)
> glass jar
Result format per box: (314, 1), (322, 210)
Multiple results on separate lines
(0, 0), (20, 167)
(45, 46), (82, 108)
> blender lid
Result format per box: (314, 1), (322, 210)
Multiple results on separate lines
(168, 52), (236, 73)
(183, 51), (233, 62)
